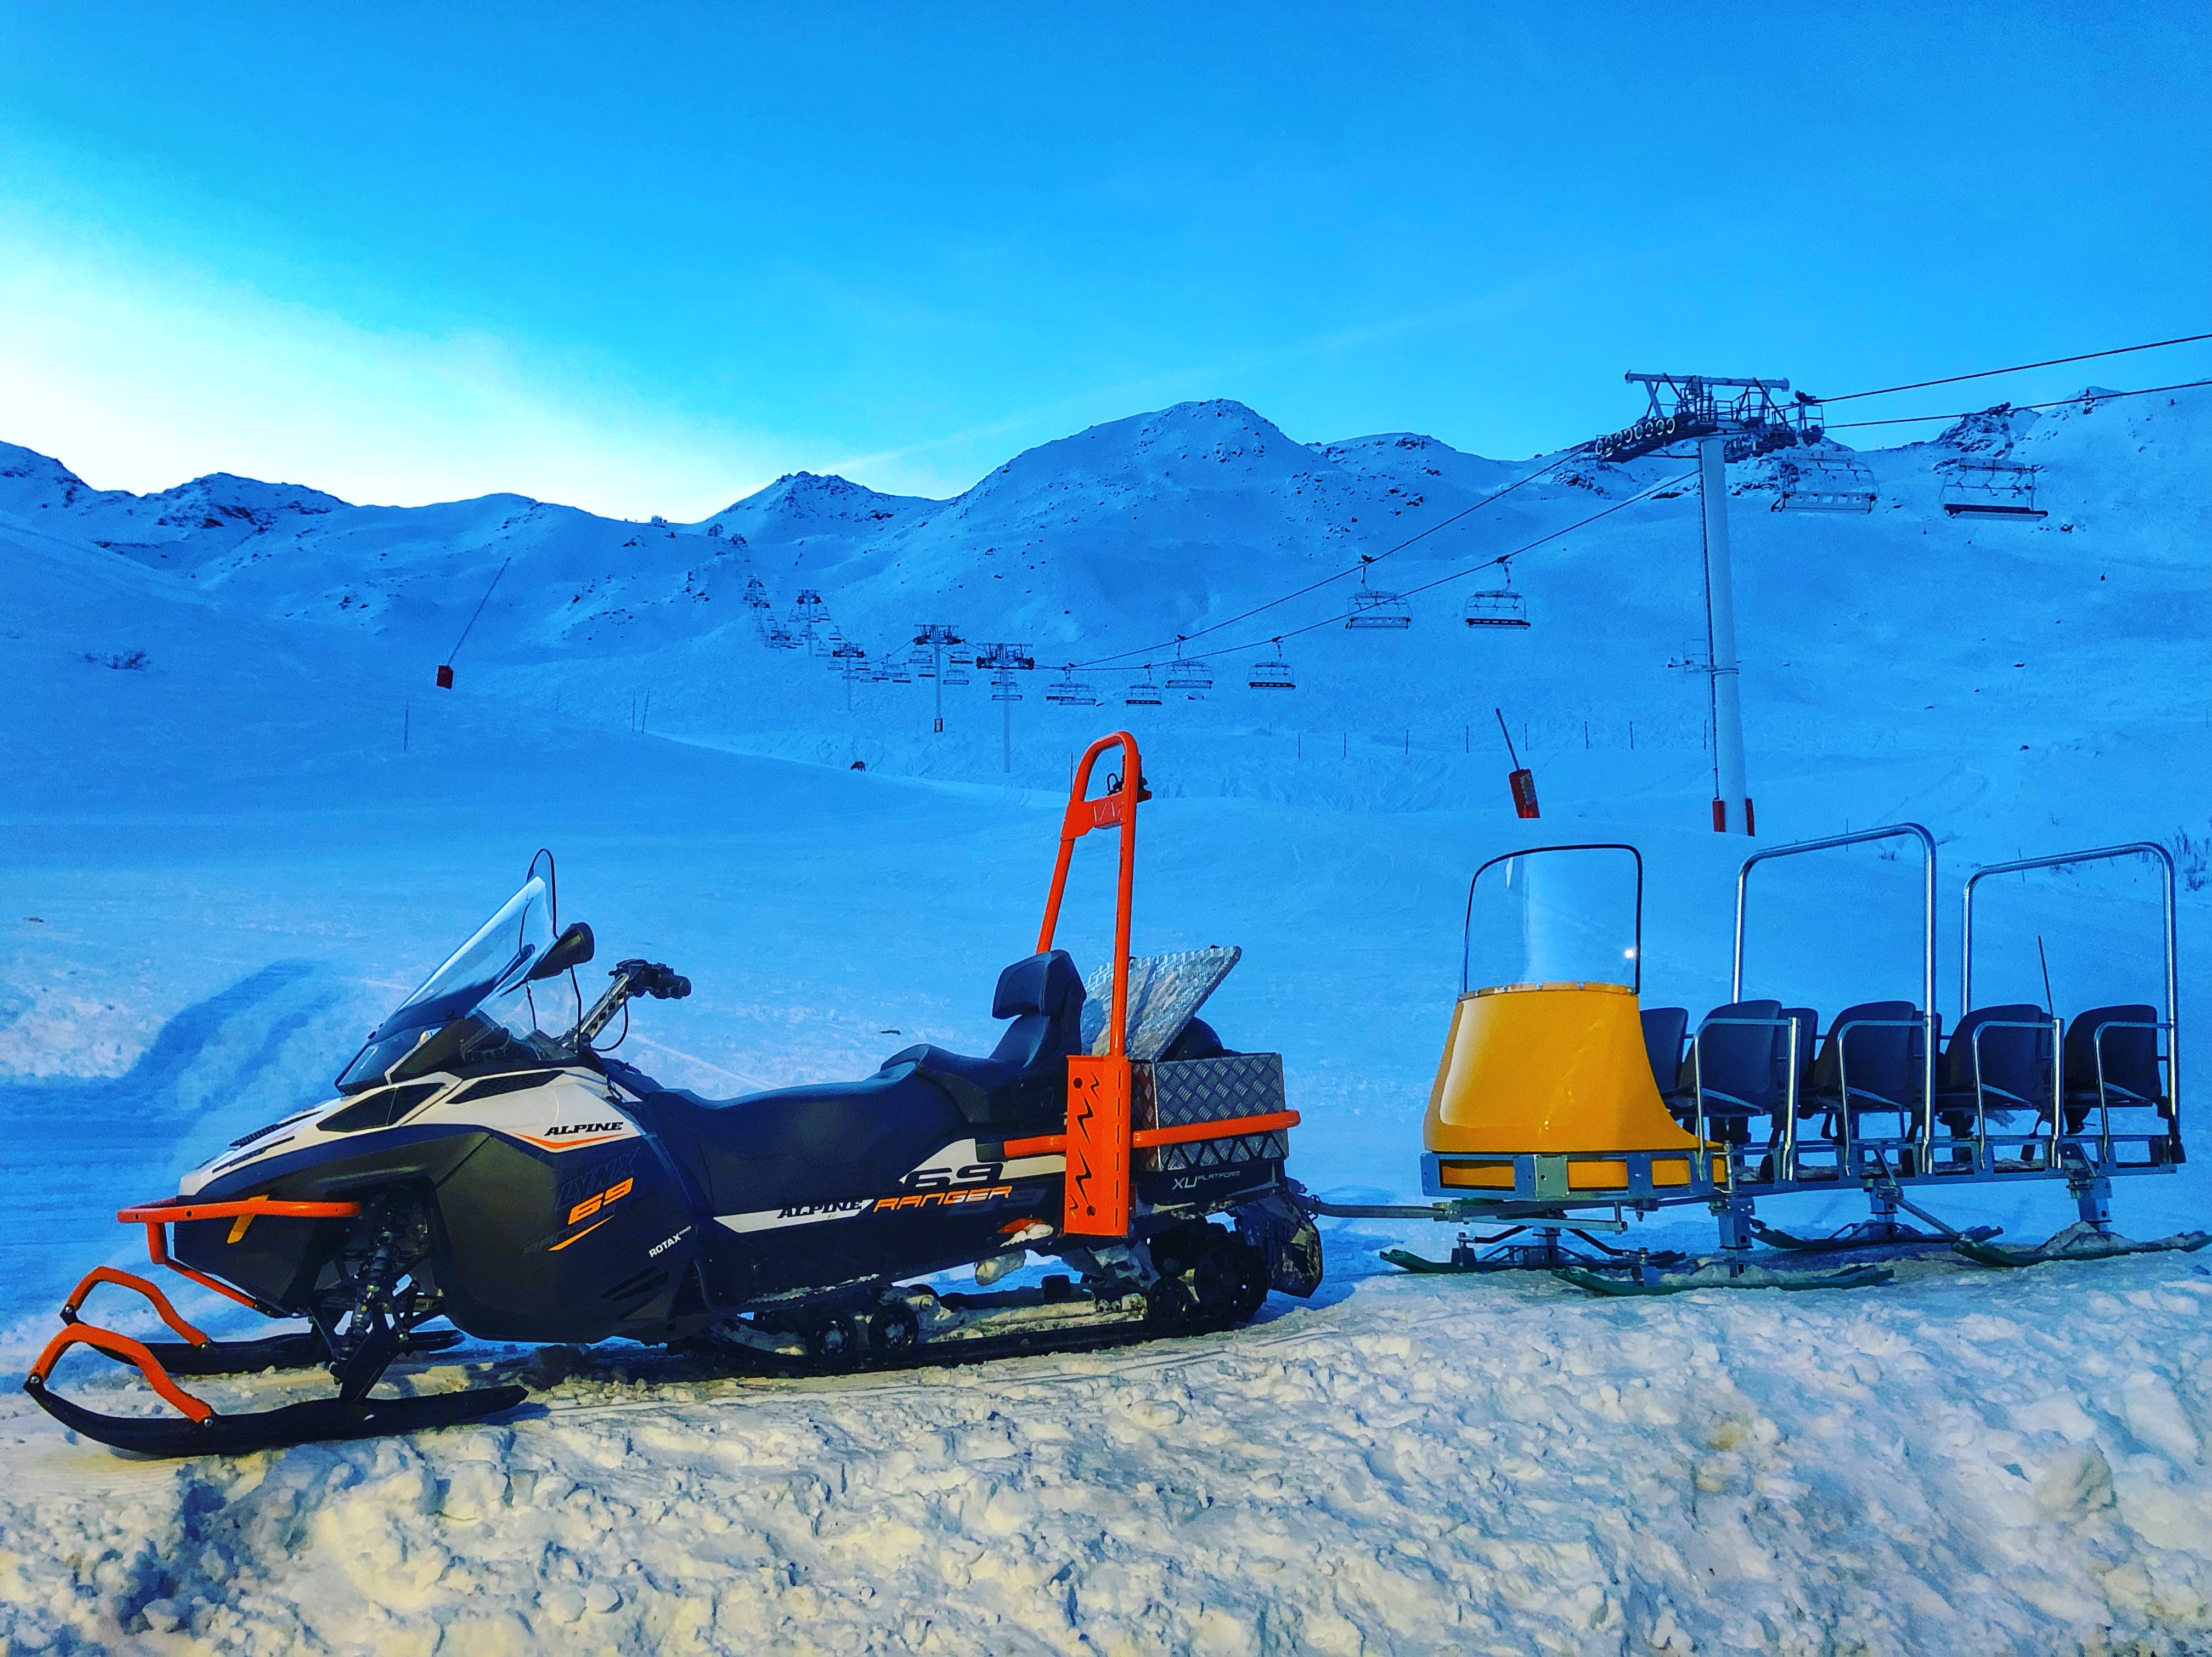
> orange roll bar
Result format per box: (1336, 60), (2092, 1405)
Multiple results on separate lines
(29, 1324), (216, 1424)
(1036, 731), (1146, 1058)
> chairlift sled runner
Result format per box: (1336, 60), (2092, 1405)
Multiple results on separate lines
(27, 735), (1321, 1457)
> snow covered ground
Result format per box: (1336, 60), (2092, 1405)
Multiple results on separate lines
(0, 387), (2207, 1652)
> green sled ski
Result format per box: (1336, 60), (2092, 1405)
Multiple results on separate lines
(1953, 1223), (2212, 1269)
(1553, 1263), (1893, 1298)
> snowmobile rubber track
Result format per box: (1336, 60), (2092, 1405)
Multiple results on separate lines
(1553, 1263), (1894, 1298)
(23, 1377), (530, 1458)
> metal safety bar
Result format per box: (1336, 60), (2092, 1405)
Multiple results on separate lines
(1962, 842), (2180, 1147)
(1734, 824), (1938, 1164)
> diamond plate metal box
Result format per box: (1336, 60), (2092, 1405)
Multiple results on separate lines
(1135, 1053), (1289, 1173)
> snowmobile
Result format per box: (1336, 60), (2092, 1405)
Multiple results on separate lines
(26, 732), (1322, 1456)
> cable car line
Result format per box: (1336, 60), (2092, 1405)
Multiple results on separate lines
(1811, 332), (2212, 404)
(1821, 377), (2212, 432)
(1065, 445), (1588, 670)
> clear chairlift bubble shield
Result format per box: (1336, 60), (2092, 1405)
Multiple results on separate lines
(1462, 846), (1643, 996)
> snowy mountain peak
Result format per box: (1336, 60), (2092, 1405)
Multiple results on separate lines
(140, 472), (352, 530)
(709, 471), (940, 542)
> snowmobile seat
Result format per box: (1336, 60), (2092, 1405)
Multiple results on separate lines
(1676, 1000), (1786, 1144)
(1640, 1007), (1688, 1097)
(880, 950), (1087, 1127)
(2062, 1004), (2164, 1132)
(1935, 1004), (2053, 1140)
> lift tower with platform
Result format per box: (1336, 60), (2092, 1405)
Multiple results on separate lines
(1589, 374), (1821, 835)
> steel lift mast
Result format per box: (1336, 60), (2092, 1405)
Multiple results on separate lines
(1589, 374), (1823, 835)
(914, 623), (964, 733)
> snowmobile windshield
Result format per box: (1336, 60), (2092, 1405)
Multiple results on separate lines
(336, 876), (560, 1091)
(1463, 845), (1643, 995)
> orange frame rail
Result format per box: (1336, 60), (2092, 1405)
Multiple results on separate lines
(118, 1195), (362, 1312)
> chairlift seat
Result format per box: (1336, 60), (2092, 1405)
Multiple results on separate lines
(1935, 1005), (2054, 1132)
(1639, 1007), (1688, 1096)
(1248, 660), (1296, 689)
(1463, 592), (1531, 627)
(1675, 1000), (1787, 1143)
(2062, 1004), (2165, 1130)
(1800, 1002), (1926, 1122)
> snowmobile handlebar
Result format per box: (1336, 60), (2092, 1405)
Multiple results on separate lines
(575, 957), (691, 1046)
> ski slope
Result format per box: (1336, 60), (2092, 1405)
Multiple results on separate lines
(0, 386), (2207, 1653)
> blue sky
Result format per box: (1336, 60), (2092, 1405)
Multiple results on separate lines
(1, 3), (2204, 516)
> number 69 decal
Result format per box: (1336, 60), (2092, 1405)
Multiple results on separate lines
(568, 1177), (634, 1225)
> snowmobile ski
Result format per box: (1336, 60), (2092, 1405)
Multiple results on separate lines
(25, 1370), (529, 1458)
(1553, 1262), (1894, 1297)
(1951, 1222), (2211, 1269)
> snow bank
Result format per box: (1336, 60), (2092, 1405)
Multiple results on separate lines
(7, 1255), (2212, 1654)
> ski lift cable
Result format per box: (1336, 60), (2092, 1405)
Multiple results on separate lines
(1822, 376), (2212, 432)
(1813, 333), (2212, 405)
(1065, 445), (1589, 670)
(444, 557), (511, 663)
(1177, 467), (1698, 668)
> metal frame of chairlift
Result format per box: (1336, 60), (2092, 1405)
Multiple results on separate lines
(1046, 667), (1101, 707)
(1125, 670), (1163, 707)
(743, 576), (772, 610)
(1962, 842), (2181, 1186)
(1345, 563), (1412, 630)
(1463, 564), (1531, 628)
(1247, 644), (1296, 689)
(1773, 455), (1877, 514)
(1728, 825), (1939, 1191)
(1164, 653), (1213, 694)
(1942, 461), (2047, 518)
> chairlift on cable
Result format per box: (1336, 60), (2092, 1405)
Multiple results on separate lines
(743, 575), (772, 610)
(1125, 669), (1163, 706)
(1046, 666), (1101, 706)
(765, 621), (801, 650)
(1164, 651), (1214, 695)
(1942, 461), (2047, 518)
(942, 660), (973, 687)
(1773, 454), (1877, 513)
(990, 674), (1022, 703)
(1248, 644), (1296, 689)
(1463, 562), (1531, 629)
(829, 636), (865, 660)
(1345, 559), (1412, 630)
